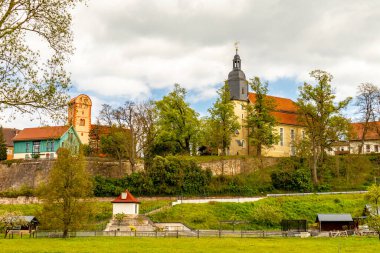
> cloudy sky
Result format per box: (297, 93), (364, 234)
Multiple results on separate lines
(5, 0), (380, 128)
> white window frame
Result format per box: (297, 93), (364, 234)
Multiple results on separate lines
(280, 128), (284, 146)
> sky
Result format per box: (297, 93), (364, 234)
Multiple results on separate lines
(4, 0), (380, 128)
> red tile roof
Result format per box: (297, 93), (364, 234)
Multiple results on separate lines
(1, 128), (20, 147)
(248, 93), (301, 126)
(111, 189), (140, 204)
(13, 126), (70, 141)
(248, 93), (298, 112)
(350, 122), (380, 141)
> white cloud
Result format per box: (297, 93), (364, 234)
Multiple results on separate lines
(4, 0), (380, 128)
(69, 0), (380, 107)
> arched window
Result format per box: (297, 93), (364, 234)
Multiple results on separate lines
(79, 119), (85, 126)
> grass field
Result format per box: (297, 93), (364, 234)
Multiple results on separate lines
(0, 237), (379, 253)
(0, 200), (171, 230)
(149, 194), (367, 230)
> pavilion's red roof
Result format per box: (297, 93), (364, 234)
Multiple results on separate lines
(248, 93), (302, 126)
(350, 122), (380, 141)
(111, 189), (140, 203)
(13, 126), (70, 141)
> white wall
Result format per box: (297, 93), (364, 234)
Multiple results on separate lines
(13, 152), (57, 159)
(112, 203), (139, 215)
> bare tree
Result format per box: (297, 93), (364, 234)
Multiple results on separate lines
(99, 101), (157, 172)
(356, 83), (380, 154)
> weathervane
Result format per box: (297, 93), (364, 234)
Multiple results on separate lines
(234, 41), (240, 54)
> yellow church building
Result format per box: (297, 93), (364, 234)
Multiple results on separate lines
(227, 50), (305, 157)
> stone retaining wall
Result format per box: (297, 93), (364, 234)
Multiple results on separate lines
(0, 157), (280, 191)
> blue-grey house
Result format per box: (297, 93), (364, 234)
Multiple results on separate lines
(13, 126), (81, 159)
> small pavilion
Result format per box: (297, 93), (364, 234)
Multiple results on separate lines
(111, 190), (140, 216)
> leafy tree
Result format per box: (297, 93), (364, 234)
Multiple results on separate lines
(38, 148), (93, 238)
(0, 211), (28, 238)
(100, 127), (130, 172)
(208, 82), (240, 156)
(0, 126), (7, 160)
(355, 83), (380, 154)
(0, 0), (83, 120)
(366, 184), (380, 216)
(245, 77), (279, 157)
(197, 117), (218, 155)
(365, 184), (380, 239)
(296, 70), (351, 185)
(155, 84), (200, 155)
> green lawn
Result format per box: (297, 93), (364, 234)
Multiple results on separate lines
(149, 194), (367, 230)
(0, 200), (171, 230)
(0, 237), (378, 253)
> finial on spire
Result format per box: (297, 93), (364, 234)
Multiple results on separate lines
(234, 41), (240, 54)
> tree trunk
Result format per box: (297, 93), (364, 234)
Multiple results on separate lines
(118, 154), (123, 175)
(256, 143), (262, 157)
(129, 158), (136, 173)
(359, 122), (369, 154)
(312, 144), (319, 185)
(63, 228), (68, 238)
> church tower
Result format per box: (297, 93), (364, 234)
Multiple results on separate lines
(68, 94), (92, 145)
(228, 46), (249, 155)
(228, 47), (248, 101)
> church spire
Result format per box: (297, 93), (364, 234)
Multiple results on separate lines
(228, 43), (248, 101)
(235, 41), (239, 55)
(233, 41), (241, 70)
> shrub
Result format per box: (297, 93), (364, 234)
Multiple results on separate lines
(250, 204), (283, 227)
(271, 158), (312, 192)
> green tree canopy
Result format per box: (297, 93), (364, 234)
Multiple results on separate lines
(155, 84), (200, 155)
(208, 82), (239, 156)
(365, 184), (380, 239)
(296, 70), (351, 185)
(245, 77), (279, 157)
(100, 126), (131, 172)
(38, 147), (93, 238)
(0, 0), (84, 120)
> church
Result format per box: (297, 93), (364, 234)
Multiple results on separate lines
(227, 49), (305, 157)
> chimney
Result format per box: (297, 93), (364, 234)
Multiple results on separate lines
(121, 192), (127, 199)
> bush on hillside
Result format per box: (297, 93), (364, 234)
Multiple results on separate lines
(271, 158), (313, 192)
(146, 156), (212, 195)
(250, 203), (283, 227)
(93, 156), (212, 196)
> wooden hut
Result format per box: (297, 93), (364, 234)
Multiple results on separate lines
(316, 214), (354, 231)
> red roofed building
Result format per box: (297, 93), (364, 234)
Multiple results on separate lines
(227, 49), (305, 157)
(329, 121), (380, 155)
(12, 126), (81, 159)
(112, 190), (140, 216)
(1, 128), (20, 160)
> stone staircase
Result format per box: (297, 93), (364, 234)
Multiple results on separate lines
(104, 215), (156, 232)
